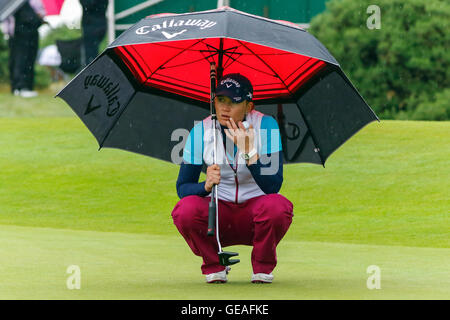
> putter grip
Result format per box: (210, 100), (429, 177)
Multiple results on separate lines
(207, 198), (215, 236)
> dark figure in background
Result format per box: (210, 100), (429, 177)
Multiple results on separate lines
(80, 0), (108, 66)
(8, 1), (45, 97)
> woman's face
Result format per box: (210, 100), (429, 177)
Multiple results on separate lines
(215, 95), (253, 127)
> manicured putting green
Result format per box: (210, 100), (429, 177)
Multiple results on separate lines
(0, 225), (448, 299)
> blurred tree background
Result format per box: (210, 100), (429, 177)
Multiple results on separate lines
(309, 0), (450, 120)
(0, 34), (9, 83)
(39, 24), (82, 48)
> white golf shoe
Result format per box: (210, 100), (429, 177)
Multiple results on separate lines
(251, 273), (274, 283)
(205, 266), (231, 283)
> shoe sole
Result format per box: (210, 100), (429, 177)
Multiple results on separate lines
(251, 280), (272, 284)
(207, 280), (227, 284)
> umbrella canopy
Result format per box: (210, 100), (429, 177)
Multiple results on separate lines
(0, 0), (27, 21)
(57, 7), (378, 166)
(42, 0), (65, 16)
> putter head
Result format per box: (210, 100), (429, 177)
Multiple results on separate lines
(218, 251), (240, 266)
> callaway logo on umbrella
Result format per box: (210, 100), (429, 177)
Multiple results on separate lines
(135, 17), (217, 39)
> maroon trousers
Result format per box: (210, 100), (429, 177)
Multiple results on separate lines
(171, 194), (293, 275)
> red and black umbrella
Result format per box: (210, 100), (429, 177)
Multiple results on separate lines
(57, 7), (378, 166)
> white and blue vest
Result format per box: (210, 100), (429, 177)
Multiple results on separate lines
(183, 110), (281, 203)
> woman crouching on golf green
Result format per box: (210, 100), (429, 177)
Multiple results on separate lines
(172, 73), (293, 283)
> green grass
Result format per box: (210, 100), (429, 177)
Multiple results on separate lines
(0, 85), (73, 118)
(1, 225), (448, 300)
(0, 90), (449, 299)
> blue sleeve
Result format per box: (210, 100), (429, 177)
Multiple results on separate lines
(260, 115), (282, 155)
(182, 121), (204, 165)
(176, 162), (210, 199)
(177, 122), (209, 199)
(246, 116), (283, 194)
(247, 151), (283, 194)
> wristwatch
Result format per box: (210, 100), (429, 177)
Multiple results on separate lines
(241, 148), (257, 160)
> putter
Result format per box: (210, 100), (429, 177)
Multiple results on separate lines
(207, 62), (240, 267)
